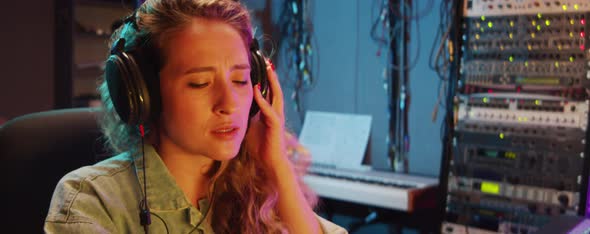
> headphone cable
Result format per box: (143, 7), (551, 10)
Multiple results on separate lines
(138, 124), (152, 233)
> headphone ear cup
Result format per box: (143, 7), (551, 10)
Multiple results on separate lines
(122, 52), (152, 125)
(105, 54), (134, 124)
(249, 49), (269, 117)
(105, 51), (151, 125)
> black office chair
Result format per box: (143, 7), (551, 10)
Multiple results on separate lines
(0, 108), (110, 233)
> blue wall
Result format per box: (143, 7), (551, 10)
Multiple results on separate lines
(245, 0), (444, 177)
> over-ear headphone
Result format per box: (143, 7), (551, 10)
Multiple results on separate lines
(105, 14), (269, 126)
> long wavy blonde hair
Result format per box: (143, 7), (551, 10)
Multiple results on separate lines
(97, 0), (317, 233)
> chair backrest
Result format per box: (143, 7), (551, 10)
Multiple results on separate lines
(0, 108), (110, 233)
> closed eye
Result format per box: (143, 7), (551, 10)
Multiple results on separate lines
(188, 82), (208, 88)
(233, 80), (249, 86)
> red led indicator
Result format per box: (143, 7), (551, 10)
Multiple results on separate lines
(488, 89), (493, 93)
(139, 124), (145, 137)
(582, 19), (586, 25)
(580, 31), (586, 38)
(581, 45), (586, 51)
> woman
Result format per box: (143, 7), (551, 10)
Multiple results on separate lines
(44, 0), (347, 233)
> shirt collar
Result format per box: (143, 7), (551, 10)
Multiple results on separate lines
(131, 144), (214, 231)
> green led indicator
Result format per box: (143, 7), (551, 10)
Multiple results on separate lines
(488, 21), (493, 28)
(505, 152), (517, 159)
(481, 182), (500, 195)
(537, 13), (542, 19)
(483, 97), (489, 103)
(545, 20), (550, 26)
(570, 56), (575, 62)
(481, 16), (486, 21)
(535, 99), (541, 105)
(555, 61), (560, 67)
(536, 25), (541, 31)
(499, 133), (505, 139)
(525, 61), (529, 67)
(509, 56), (514, 62)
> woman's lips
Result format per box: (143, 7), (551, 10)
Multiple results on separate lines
(211, 127), (239, 140)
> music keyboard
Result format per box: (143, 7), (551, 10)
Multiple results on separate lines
(304, 166), (438, 212)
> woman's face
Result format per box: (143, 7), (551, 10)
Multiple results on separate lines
(157, 18), (252, 161)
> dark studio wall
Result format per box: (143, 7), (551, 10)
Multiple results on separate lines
(0, 0), (57, 122)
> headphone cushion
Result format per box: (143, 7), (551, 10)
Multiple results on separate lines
(105, 54), (133, 123)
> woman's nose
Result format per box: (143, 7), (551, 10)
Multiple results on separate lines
(213, 82), (238, 115)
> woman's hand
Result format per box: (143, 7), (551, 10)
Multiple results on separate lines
(245, 60), (290, 170)
(245, 60), (322, 234)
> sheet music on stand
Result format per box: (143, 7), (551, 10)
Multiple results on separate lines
(298, 111), (439, 211)
(298, 110), (372, 171)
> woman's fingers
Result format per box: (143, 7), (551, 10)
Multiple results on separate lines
(251, 59), (286, 126)
(253, 83), (280, 125)
(265, 61), (285, 118)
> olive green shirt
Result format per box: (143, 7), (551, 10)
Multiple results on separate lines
(44, 144), (347, 233)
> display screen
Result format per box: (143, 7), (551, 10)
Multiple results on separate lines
(477, 149), (517, 160)
(516, 77), (560, 85)
(480, 182), (500, 195)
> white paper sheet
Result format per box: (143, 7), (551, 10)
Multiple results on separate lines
(298, 111), (372, 170)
